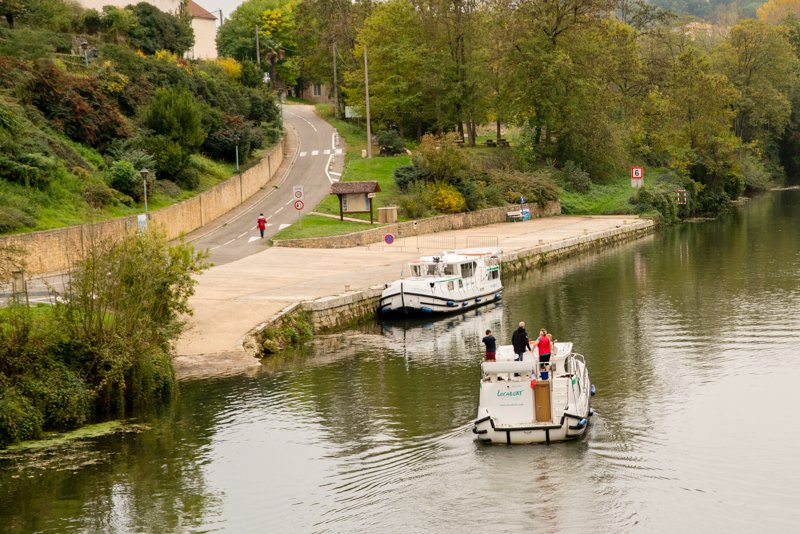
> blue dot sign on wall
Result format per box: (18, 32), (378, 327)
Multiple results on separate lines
(384, 233), (395, 245)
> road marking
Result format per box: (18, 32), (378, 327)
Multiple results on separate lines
(248, 236), (260, 243)
(335, 148), (342, 155)
(330, 171), (341, 176)
(311, 150), (319, 156)
(279, 224), (290, 230)
(285, 110), (317, 132)
(323, 149), (331, 155)
(275, 206), (284, 214)
(223, 238), (235, 246)
(299, 151), (307, 157)
(285, 198), (293, 205)
(238, 231), (248, 238)
(326, 154), (337, 183)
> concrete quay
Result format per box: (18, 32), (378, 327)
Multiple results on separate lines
(172, 215), (655, 378)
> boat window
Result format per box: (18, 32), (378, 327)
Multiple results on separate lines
(426, 264), (438, 276)
(459, 280), (463, 288)
(447, 281), (454, 291)
(411, 265), (422, 277)
(444, 264), (456, 275)
(460, 262), (476, 278)
(489, 269), (499, 280)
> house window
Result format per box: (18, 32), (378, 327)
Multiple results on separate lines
(313, 84), (322, 97)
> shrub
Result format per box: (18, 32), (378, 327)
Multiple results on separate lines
(696, 188), (730, 215)
(19, 364), (92, 430)
(0, 206), (35, 233)
(489, 168), (559, 207)
(107, 159), (141, 200)
(155, 179), (181, 198)
(143, 86), (206, 151)
(140, 135), (191, 178)
(201, 114), (252, 162)
(397, 181), (434, 218)
(431, 182), (467, 213)
(557, 160), (591, 193)
(413, 132), (472, 182)
(28, 59), (131, 149)
(375, 129), (405, 156)
(393, 164), (430, 192)
(83, 181), (116, 208)
(632, 183), (679, 223)
(0, 386), (43, 447)
(174, 166), (200, 190)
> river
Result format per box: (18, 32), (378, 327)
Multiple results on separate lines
(1, 190), (799, 533)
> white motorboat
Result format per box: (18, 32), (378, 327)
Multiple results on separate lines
(472, 342), (595, 445)
(378, 248), (502, 317)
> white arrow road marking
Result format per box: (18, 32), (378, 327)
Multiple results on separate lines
(279, 224), (290, 230)
(248, 236), (261, 243)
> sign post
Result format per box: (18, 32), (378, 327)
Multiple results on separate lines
(630, 166), (644, 188)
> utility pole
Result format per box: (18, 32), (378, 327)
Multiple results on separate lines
(255, 25), (260, 68)
(333, 41), (339, 119)
(364, 44), (372, 158)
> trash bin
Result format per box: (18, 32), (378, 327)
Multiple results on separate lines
(378, 206), (398, 223)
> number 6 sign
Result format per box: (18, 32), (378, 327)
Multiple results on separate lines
(630, 166), (644, 188)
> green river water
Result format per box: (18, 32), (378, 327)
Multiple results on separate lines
(1, 190), (799, 533)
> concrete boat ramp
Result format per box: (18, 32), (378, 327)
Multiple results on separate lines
(172, 215), (654, 378)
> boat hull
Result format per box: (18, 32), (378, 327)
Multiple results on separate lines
(378, 286), (502, 317)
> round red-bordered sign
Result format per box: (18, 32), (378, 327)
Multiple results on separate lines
(384, 233), (395, 245)
(294, 189), (303, 199)
(294, 200), (304, 210)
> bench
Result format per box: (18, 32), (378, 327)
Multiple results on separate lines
(506, 210), (524, 222)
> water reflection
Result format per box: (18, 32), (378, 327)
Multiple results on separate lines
(2, 191), (800, 532)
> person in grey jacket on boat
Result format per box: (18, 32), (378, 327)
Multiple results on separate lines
(511, 322), (531, 361)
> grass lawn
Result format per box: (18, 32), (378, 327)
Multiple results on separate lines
(559, 177), (638, 215)
(271, 214), (388, 240)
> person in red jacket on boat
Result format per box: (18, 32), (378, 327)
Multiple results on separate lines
(534, 328), (554, 377)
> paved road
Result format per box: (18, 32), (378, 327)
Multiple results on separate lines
(185, 104), (344, 266)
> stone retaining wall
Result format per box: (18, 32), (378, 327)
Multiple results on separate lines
(0, 138), (286, 275)
(272, 201), (561, 249)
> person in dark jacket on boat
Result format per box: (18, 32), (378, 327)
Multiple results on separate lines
(511, 322), (531, 361)
(482, 329), (497, 361)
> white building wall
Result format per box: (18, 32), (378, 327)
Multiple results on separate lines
(189, 18), (217, 59)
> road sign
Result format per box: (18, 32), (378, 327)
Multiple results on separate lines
(384, 233), (395, 245)
(630, 166), (644, 188)
(294, 200), (304, 210)
(293, 186), (304, 200)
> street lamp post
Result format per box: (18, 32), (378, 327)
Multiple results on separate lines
(140, 168), (149, 213)
(80, 41), (89, 67)
(234, 136), (240, 172)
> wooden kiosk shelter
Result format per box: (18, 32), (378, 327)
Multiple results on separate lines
(330, 181), (382, 224)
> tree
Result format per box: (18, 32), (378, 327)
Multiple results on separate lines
(713, 19), (797, 169)
(0, 0), (24, 28)
(644, 49), (741, 191)
(127, 2), (194, 55)
(757, 0), (800, 24)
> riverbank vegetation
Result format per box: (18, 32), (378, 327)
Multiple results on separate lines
(0, 0), (281, 235)
(289, 0), (800, 225)
(0, 230), (208, 447)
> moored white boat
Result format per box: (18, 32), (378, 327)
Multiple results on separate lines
(378, 248), (502, 317)
(472, 343), (594, 445)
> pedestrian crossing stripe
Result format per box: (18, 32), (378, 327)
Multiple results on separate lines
(297, 149), (343, 158)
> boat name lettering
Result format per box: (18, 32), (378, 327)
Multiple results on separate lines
(496, 390), (524, 398)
